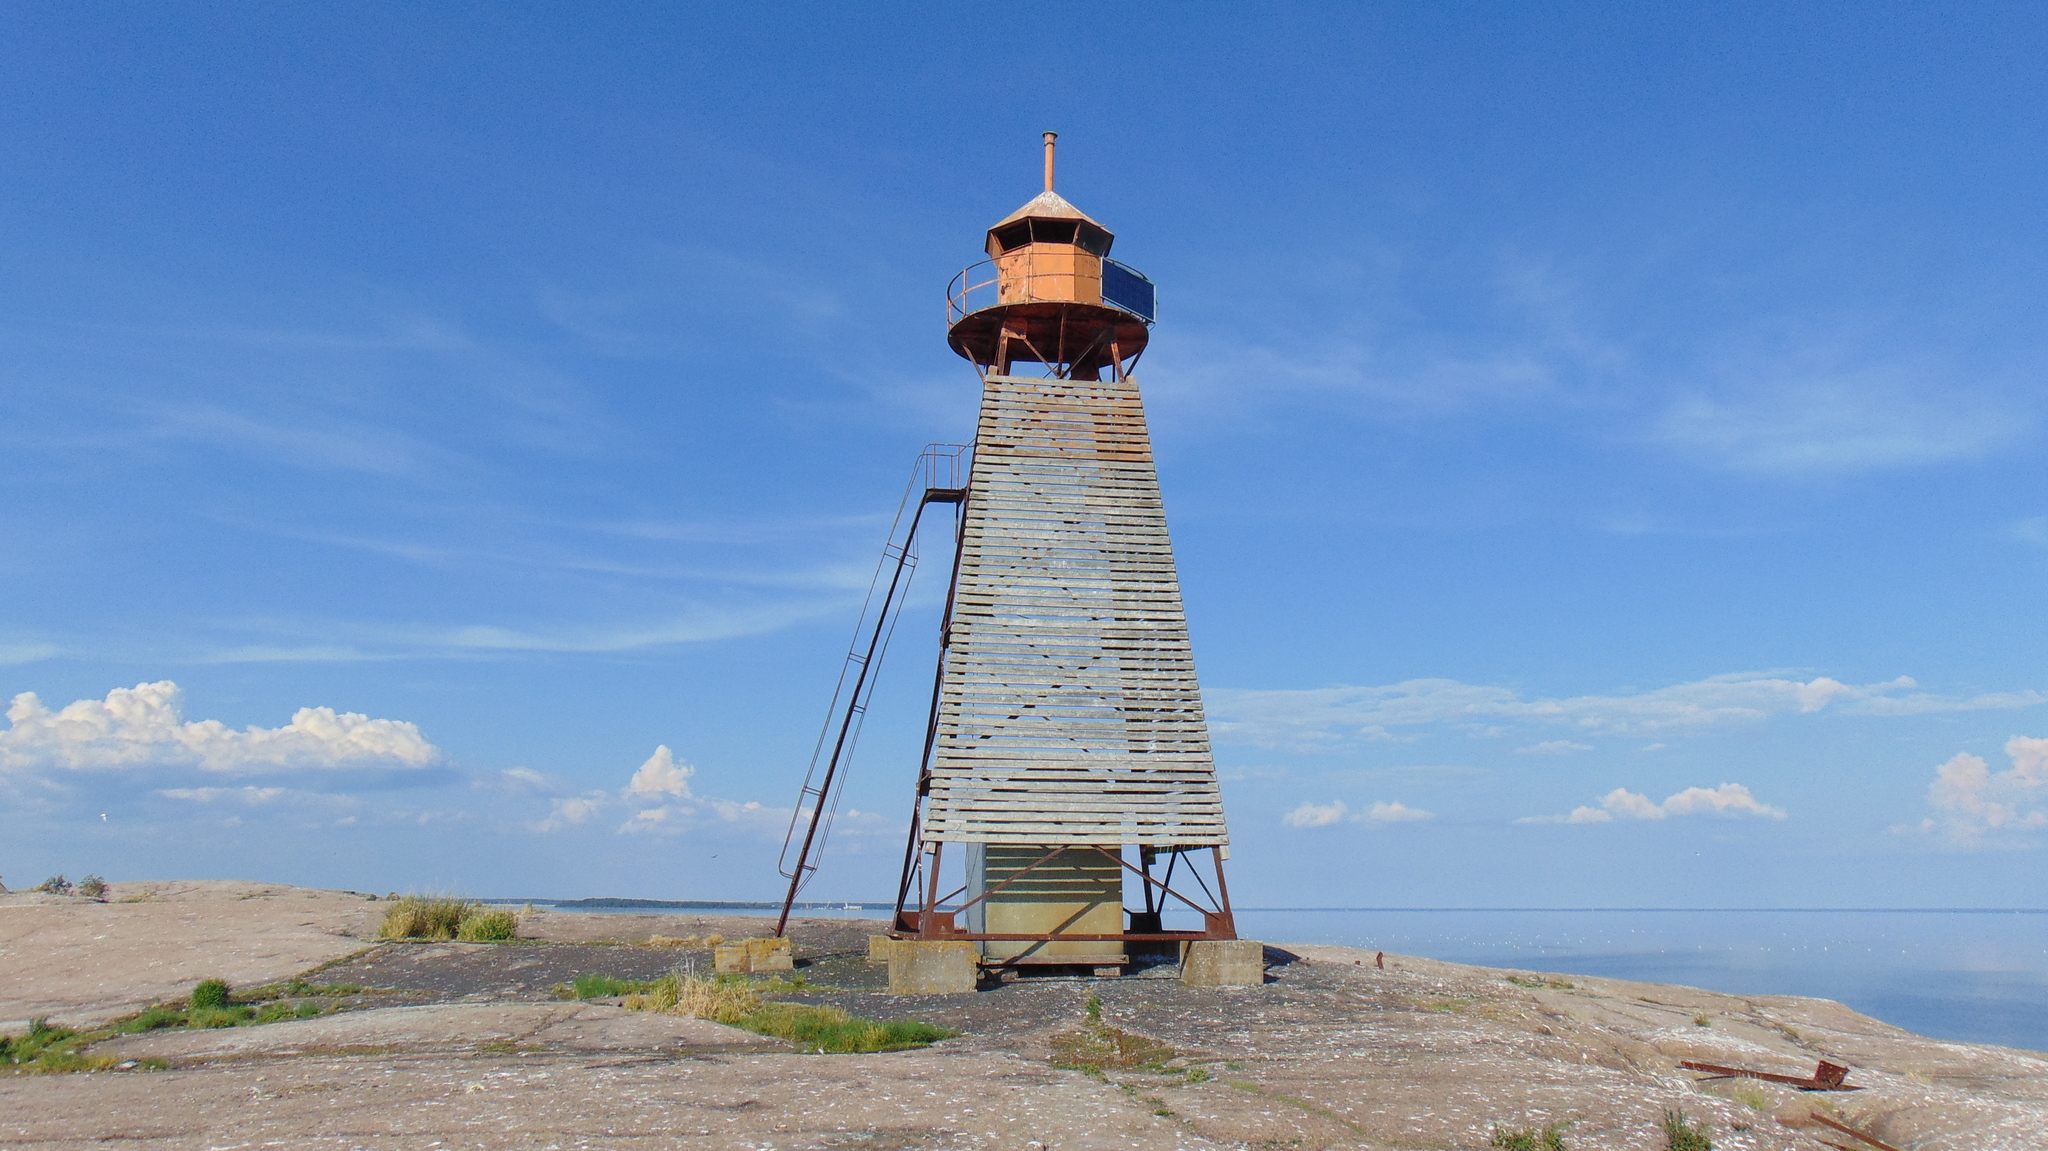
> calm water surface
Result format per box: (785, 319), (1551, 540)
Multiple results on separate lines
(1222, 908), (2048, 1054)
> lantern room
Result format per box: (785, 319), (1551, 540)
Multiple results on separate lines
(946, 133), (1156, 379)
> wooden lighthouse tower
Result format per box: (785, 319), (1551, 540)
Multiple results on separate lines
(775, 136), (1256, 989)
(908, 134), (1241, 972)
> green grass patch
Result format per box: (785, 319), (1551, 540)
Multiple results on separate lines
(1491, 1121), (1569, 1149)
(740, 1001), (952, 1053)
(1662, 1110), (1713, 1151)
(101, 980), (345, 1038)
(572, 973), (663, 998)
(620, 972), (952, 1053)
(1, 1019), (115, 1074)
(185, 1006), (251, 1029)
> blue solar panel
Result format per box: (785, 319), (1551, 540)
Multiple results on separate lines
(1101, 260), (1156, 322)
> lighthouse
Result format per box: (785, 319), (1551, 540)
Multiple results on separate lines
(776, 136), (1258, 990)
(912, 134), (1242, 973)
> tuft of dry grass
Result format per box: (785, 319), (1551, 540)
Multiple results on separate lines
(456, 909), (517, 941)
(379, 896), (518, 941)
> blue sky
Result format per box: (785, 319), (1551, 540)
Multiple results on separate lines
(4, 3), (2047, 907)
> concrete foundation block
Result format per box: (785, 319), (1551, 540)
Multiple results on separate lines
(867, 935), (898, 964)
(744, 937), (794, 972)
(712, 944), (751, 974)
(1181, 940), (1265, 986)
(887, 940), (979, 994)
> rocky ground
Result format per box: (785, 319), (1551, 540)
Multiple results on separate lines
(3, 881), (2044, 1150)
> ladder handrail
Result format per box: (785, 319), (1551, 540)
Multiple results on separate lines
(774, 446), (965, 937)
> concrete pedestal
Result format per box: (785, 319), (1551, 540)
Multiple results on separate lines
(887, 940), (979, 994)
(714, 937), (794, 974)
(1181, 940), (1265, 986)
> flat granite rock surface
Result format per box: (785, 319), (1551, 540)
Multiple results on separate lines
(4, 883), (2046, 1150)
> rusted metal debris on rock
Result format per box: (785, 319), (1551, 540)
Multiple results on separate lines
(1679, 1058), (1863, 1091)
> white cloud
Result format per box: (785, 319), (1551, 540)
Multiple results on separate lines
(1516, 740), (1593, 755)
(0, 681), (440, 774)
(1283, 798), (1434, 828)
(1662, 784), (1785, 818)
(1364, 800), (1434, 823)
(1211, 672), (2048, 748)
(1284, 800), (1349, 828)
(1521, 782), (1786, 825)
(518, 745), (788, 838)
(1914, 737), (2048, 847)
(531, 792), (607, 832)
(627, 745), (695, 798)
(157, 786), (287, 804)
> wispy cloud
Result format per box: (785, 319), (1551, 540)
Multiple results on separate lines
(1211, 672), (2048, 749)
(1519, 783), (1786, 825)
(1281, 798), (1435, 828)
(1516, 740), (1593, 755)
(0, 643), (59, 666)
(155, 785), (360, 812)
(195, 599), (849, 663)
(1653, 362), (2025, 476)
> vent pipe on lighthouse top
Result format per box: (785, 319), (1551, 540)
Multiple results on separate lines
(1043, 131), (1056, 192)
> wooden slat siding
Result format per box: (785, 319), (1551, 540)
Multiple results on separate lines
(922, 374), (1230, 848)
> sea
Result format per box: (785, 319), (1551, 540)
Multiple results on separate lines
(497, 900), (2048, 1054)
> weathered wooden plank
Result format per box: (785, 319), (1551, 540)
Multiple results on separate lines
(924, 373), (1226, 847)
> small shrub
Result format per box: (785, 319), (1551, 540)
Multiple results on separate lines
(76, 876), (107, 899)
(1694, 1014), (1711, 1027)
(1662, 1110), (1712, 1151)
(378, 896), (477, 940)
(35, 875), (72, 895)
(189, 980), (231, 1010)
(456, 908), (517, 941)
(1491, 1122), (1569, 1150)
(1085, 993), (1102, 1022)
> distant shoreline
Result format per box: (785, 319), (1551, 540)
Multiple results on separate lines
(479, 899), (2048, 914)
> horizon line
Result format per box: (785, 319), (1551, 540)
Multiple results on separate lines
(482, 898), (2048, 914)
